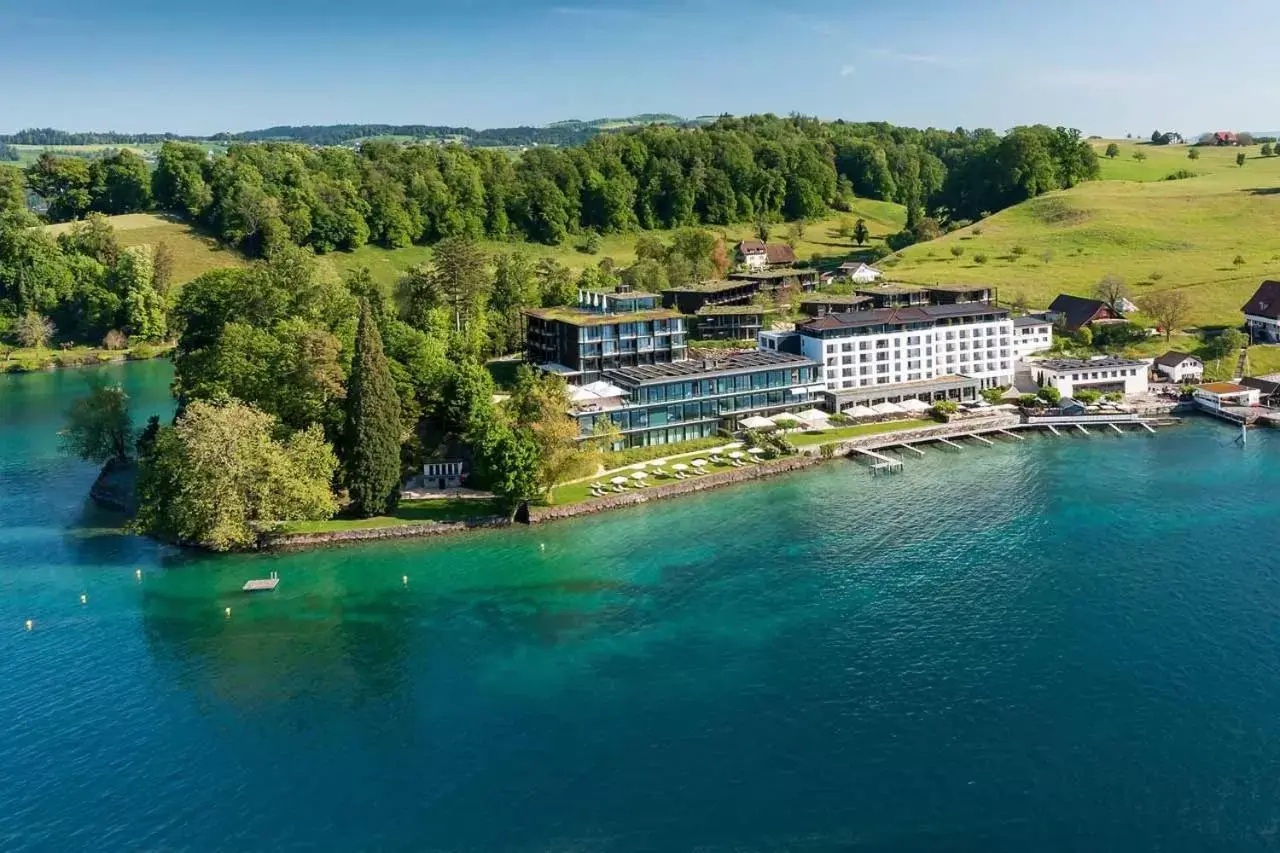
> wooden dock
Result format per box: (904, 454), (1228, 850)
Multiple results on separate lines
(855, 448), (904, 474)
(898, 444), (926, 457)
(1140, 422), (1156, 433)
(999, 429), (1025, 441)
(1074, 423), (1090, 435)
(937, 437), (964, 450)
(1109, 423), (1124, 435)
(242, 572), (279, 592)
(1046, 425), (1062, 436)
(967, 433), (995, 446)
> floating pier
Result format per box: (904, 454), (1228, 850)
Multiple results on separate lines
(855, 448), (904, 475)
(242, 571), (280, 592)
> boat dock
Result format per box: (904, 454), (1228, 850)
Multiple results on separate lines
(854, 448), (904, 475)
(242, 571), (280, 592)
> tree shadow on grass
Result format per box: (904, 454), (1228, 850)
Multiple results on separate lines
(1240, 187), (1280, 195)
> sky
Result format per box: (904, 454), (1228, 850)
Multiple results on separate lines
(2, 0), (1280, 136)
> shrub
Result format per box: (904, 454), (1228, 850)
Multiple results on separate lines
(1039, 250), (1053, 264)
(1075, 326), (1093, 347)
(603, 436), (724, 468)
(1104, 392), (1124, 402)
(1164, 169), (1198, 181)
(102, 329), (128, 351)
(973, 253), (988, 265)
(1018, 393), (1040, 408)
(971, 226), (984, 236)
(828, 412), (853, 426)
(1233, 255), (1246, 266)
(1091, 322), (1148, 348)
(1150, 271), (1164, 281)
(1011, 245), (1027, 257)
(1075, 389), (1102, 404)
(579, 230), (601, 254)
(950, 245), (965, 258)
(868, 244), (893, 261)
(930, 400), (958, 421)
(1037, 386), (1062, 405)
(981, 388), (1006, 405)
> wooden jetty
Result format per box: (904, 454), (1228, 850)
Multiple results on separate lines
(1046, 424), (1062, 436)
(999, 429), (1025, 441)
(937, 437), (964, 450)
(1074, 423), (1090, 435)
(855, 448), (904, 475)
(898, 444), (926, 457)
(1108, 423), (1124, 435)
(967, 433), (995, 446)
(242, 571), (280, 592)
(1140, 421), (1156, 433)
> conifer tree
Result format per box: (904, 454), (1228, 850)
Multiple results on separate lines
(343, 298), (402, 517)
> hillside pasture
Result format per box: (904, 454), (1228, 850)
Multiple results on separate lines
(885, 149), (1280, 327)
(42, 213), (245, 285)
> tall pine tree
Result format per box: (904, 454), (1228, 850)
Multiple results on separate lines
(343, 298), (402, 517)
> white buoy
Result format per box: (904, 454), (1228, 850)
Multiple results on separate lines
(224, 607), (232, 618)
(540, 543), (546, 551)
(135, 569), (142, 580)
(402, 575), (408, 585)
(80, 594), (87, 605)
(25, 619), (33, 631)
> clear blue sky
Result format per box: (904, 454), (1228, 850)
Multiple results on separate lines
(2, 0), (1278, 135)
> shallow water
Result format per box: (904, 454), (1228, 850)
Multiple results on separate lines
(4, 362), (1280, 851)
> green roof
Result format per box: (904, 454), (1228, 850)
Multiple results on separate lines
(523, 306), (684, 327)
(662, 279), (755, 294)
(695, 305), (768, 316)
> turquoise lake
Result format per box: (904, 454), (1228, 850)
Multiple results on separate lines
(5, 361), (1280, 851)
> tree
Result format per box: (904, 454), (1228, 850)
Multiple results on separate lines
(1234, 254), (1246, 267)
(1139, 290), (1190, 340)
(1132, 151), (1147, 163)
(852, 218), (869, 246)
(835, 217), (853, 238)
(1263, 143), (1274, 158)
(1238, 152), (1247, 167)
(488, 250), (538, 356)
(15, 311), (55, 349)
(60, 382), (134, 464)
(508, 366), (583, 500)
(343, 299), (403, 517)
(1093, 274), (1128, 311)
(1075, 389), (1101, 404)
(486, 426), (542, 517)
(102, 329), (128, 350)
(754, 216), (770, 243)
(1075, 325), (1094, 347)
(152, 242), (176, 297)
(973, 253), (988, 264)
(950, 245), (964, 258)
(134, 400), (338, 551)
(1188, 148), (1201, 160)
(429, 235), (489, 333)
(1037, 386), (1062, 405)
(536, 258), (577, 307)
(1105, 143), (1120, 159)
(1206, 328), (1247, 359)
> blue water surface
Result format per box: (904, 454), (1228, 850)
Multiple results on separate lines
(3, 361), (1280, 852)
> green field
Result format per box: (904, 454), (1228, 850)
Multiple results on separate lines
(326, 199), (907, 286)
(42, 213), (246, 284)
(885, 140), (1280, 327)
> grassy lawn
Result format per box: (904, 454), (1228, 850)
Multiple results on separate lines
(41, 213), (246, 285)
(2, 342), (173, 372)
(276, 497), (503, 534)
(886, 140), (1280, 328)
(324, 201), (907, 287)
(789, 418), (934, 446)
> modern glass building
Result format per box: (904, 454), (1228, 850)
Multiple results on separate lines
(572, 351), (823, 448)
(523, 290), (687, 384)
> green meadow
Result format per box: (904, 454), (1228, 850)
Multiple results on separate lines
(886, 139), (1280, 327)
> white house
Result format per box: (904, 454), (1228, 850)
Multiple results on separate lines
(736, 240), (768, 270)
(789, 303), (1016, 393)
(1152, 351), (1203, 383)
(1242, 280), (1280, 343)
(1193, 382), (1260, 409)
(1031, 356), (1149, 398)
(1011, 314), (1054, 359)
(837, 262), (882, 283)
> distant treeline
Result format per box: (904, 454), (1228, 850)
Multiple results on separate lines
(9, 115), (1099, 257)
(0, 129), (202, 146)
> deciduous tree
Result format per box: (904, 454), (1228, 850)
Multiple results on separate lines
(60, 382), (134, 464)
(853, 218), (869, 246)
(1105, 143), (1120, 158)
(1139, 290), (1190, 340)
(1093, 274), (1129, 311)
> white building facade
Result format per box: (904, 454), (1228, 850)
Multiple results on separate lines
(1031, 357), (1149, 398)
(1153, 352), (1203, 383)
(791, 304), (1015, 393)
(1011, 314), (1054, 359)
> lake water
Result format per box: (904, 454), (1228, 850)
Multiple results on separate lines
(4, 362), (1280, 851)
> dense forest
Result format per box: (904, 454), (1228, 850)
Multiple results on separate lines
(0, 129), (202, 146)
(7, 115), (1098, 261)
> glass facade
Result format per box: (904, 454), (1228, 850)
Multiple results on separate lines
(574, 364), (820, 448)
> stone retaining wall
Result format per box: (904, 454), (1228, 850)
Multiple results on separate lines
(262, 516), (510, 550)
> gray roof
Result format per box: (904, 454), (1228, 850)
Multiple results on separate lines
(1154, 350), (1199, 368)
(799, 302), (1010, 333)
(1012, 313), (1053, 328)
(604, 351), (815, 386)
(1035, 356), (1146, 371)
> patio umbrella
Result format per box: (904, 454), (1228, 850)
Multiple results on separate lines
(897, 398), (932, 413)
(630, 462), (649, 470)
(649, 459), (668, 467)
(631, 471), (648, 481)
(691, 459), (707, 468)
(672, 463), (689, 472)
(610, 476), (629, 485)
(843, 405), (875, 419)
(871, 401), (907, 416)
(740, 415), (775, 430)
(728, 451), (744, 459)
(723, 442), (744, 450)
(747, 447), (765, 455)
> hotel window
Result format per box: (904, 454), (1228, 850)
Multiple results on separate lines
(826, 344), (836, 353)
(842, 368), (853, 377)
(860, 354), (871, 364)
(842, 355), (853, 365)
(876, 340), (888, 349)
(842, 342), (853, 352)
(859, 341), (870, 351)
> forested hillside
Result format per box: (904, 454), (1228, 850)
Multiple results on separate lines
(7, 115), (1096, 260)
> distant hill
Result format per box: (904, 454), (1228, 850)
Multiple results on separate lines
(0, 115), (715, 150)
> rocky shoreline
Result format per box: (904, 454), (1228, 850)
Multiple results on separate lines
(261, 415), (1024, 551)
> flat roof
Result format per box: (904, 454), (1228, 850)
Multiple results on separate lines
(663, 279), (757, 295)
(604, 351), (815, 385)
(1198, 382), (1251, 394)
(925, 283), (993, 293)
(695, 305), (768, 316)
(524, 306), (684, 327)
(799, 294), (872, 305)
(727, 268), (819, 281)
(1035, 356), (1146, 371)
(799, 303), (1010, 332)
(853, 283), (925, 295)
(1012, 314), (1053, 327)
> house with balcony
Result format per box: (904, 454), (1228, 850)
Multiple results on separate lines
(571, 351), (823, 448)
(735, 240), (798, 269)
(523, 290), (687, 385)
(693, 306), (767, 341)
(1011, 314), (1054, 359)
(1243, 280), (1280, 343)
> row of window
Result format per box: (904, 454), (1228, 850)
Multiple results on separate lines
(577, 390), (807, 436)
(627, 368), (816, 403)
(578, 320), (685, 340)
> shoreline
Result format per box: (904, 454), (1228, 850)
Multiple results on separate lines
(2, 344), (173, 374)
(260, 413), (1085, 552)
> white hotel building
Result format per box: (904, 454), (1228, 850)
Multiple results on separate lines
(762, 304), (1015, 394)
